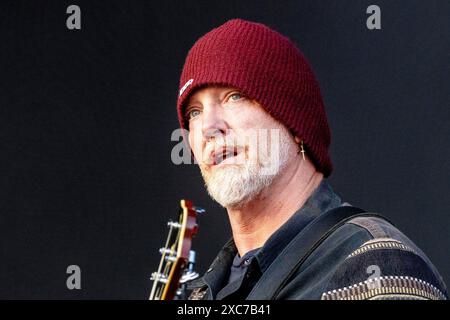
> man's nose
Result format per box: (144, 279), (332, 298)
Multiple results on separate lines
(201, 105), (227, 141)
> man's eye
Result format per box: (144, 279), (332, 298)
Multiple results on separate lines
(229, 93), (242, 101)
(187, 109), (201, 120)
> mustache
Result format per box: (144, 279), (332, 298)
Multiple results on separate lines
(202, 143), (246, 166)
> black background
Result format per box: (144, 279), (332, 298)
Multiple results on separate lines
(0, 0), (448, 299)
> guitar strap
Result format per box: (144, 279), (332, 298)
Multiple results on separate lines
(246, 205), (387, 300)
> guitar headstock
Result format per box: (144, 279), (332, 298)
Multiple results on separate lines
(149, 199), (204, 300)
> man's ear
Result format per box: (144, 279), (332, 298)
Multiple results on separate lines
(294, 136), (301, 144)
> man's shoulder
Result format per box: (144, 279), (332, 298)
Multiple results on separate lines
(320, 214), (448, 300)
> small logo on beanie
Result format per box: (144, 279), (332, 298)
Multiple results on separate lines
(179, 79), (194, 97)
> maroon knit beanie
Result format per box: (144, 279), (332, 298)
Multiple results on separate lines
(177, 19), (332, 177)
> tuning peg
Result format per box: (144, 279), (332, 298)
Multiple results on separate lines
(194, 207), (205, 214)
(164, 255), (177, 262)
(150, 272), (168, 283)
(179, 271), (199, 283)
(167, 221), (181, 228)
(159, 247), (175, 256)
(188, 250), (196, 268)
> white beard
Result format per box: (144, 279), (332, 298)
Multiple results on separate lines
(199, 126), (295, 209)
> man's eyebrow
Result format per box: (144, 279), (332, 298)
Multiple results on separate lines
(186, 97), (201, 107)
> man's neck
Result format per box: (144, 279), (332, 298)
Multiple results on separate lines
(226, 158), (324, 257)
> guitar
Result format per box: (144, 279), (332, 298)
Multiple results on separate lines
(149, 199), (204, 300)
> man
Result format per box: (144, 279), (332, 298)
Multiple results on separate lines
(176, 19), (447, 300)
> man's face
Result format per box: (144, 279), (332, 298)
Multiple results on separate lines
(185, 86), (298, 208)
